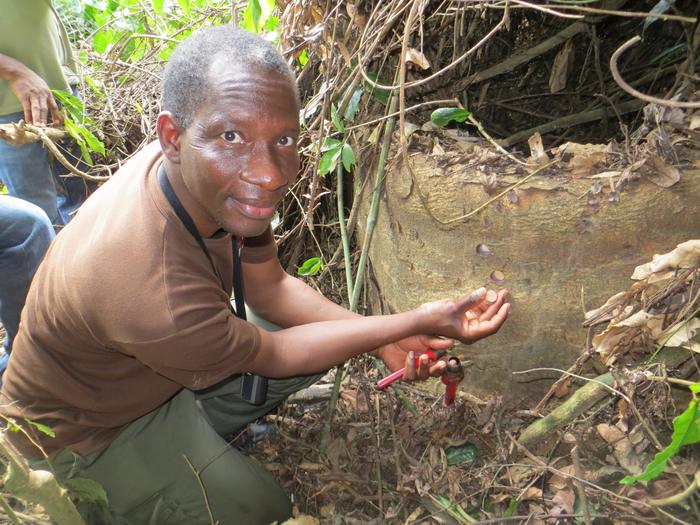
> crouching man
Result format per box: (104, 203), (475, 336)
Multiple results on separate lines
(0, 26), (510, 524)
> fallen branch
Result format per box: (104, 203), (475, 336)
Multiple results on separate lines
(0, 432), (86, 525)
(514, 347), (690, 451)
(500, 98), (646, 147)
(0, 122), (109, 182)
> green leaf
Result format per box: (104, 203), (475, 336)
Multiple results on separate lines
(344, 87), (363, 122)
(320, 137), (342, 153)
(152, 0), (164, 13)
(264, 14), (279, 33)
(5, 418), (21, 432)
(298, 49), (309, 67)
(504, 497), (519, 517)
(51, 89), (84, 122)
(318, 146), (342, 176)
(331, 104), (345, 133)
(297, 257), (324, 276)
(431, 107), (470, 127)
(241, 0), (276, 33)
(63, 119), (94, 166)
(445, 442), (478, 466)
(27, 419), (55, 438)
(341, 143), (356, 172)
(621, 399), (700, 484)
(64, 477), (109, 504)
(176, 0), (190, 15)
(689, 382), (700, 395)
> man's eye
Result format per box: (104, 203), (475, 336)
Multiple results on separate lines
(222, 131), (242, 143)
(278, 136), (296, 146)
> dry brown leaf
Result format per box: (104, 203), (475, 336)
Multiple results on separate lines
(549, 39), (574, 93)
(632, 240), (700, 280)
(405, 48), (431, 70)
(527, 132), (549, 166)
(645, 154), (681, 188)
(660, 318), (700, 352)
(520, 486), (543, 501)
(432, 137), (445, 155)
(551, 488), (575, 513)
(548, 464), (576, 491)
(556, 142), (607, 177)
(282, 516), (320, 525)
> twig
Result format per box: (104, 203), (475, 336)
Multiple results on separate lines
(336, 163), (354, 299)
(183, 455), (217, 525)
(0, 493), (22, 525)
(443, 161), (556, 224)
(650, 471), (700, 507)
(467, 114), (528, 165)
(571, 445), (593, 525)
(373, 394), (384, 514)
(610, 36), (700, 109)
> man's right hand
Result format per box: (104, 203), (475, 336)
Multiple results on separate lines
(4, 57), (60, 126)
(418, 288), (510, 345)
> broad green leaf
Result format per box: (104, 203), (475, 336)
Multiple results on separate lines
(621, 399), (700, 484)
(242, 0), (275, 33)
(64, 478), (108, 504)
(445, 442), (478, 466)
(331, 104), (344, 133)
(64, 119), (94, 166)
(152, 0), (164, 13)
(27, 419), (56, 438)
(341, 143), (356, 172)
(51, 89), (84, 122)
(344, 87), (363, 122)
(690, 383), (700, 395)
(320, 137), (342, 152)
(297, 257), (324, 277)
(431, 107), (470, 127)
(318, 146), (342, 177)
(79, 127), (106, 156)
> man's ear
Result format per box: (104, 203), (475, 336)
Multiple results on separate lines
(157, 111), (183, 164)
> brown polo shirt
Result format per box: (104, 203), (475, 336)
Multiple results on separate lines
(1, 141), (276, 457)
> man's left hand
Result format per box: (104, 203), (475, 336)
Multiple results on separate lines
(374, 335), (454, 382)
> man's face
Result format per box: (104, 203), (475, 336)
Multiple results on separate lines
(177, 59), (300, 238)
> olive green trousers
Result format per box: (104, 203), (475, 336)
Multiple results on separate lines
(37, 310), (322, 525)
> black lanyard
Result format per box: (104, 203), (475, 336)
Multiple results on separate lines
(157, 165), (268, 404)
(157, 165), (246, 321)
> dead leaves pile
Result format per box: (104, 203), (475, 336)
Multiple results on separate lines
(585, 239), (700, 366)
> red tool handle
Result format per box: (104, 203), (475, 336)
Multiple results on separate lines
(441, 357), (464, 406)
(376, 349), (440, 389)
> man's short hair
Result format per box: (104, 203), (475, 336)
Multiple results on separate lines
(161, 26), (298, 128)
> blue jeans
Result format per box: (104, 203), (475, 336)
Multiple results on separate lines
(0, 196), (54, 361)
(0, 110), (92, 225)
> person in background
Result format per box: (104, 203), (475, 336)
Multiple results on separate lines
(0, 197), (54, 375)
(0, 0), (92, 224)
